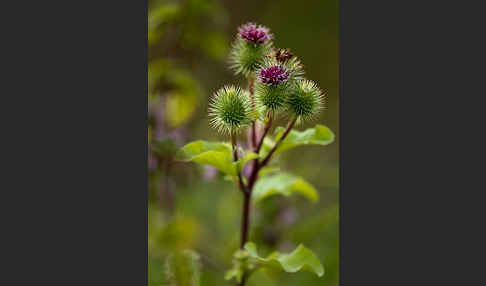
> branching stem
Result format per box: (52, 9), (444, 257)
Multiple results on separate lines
(260, 117), (297, 168)
(237, 116), (297, 286)
(255, 111), (273, 154)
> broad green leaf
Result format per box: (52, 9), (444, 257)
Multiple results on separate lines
(252, 173), (319, 203)
(176, 141), (257, 176)
(244, 242), (324, 277)
(176, 141), (235, 175)
(273, 124), (334, 155)
(165, 250), (201, 286)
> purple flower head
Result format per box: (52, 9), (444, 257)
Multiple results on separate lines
(259, 65), (289, 86)
(238, 22), (273, 44)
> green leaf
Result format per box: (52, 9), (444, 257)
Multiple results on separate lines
(176, 141), (257, 177)
(252, 172), (319, 203)
(244, 242), (324, 277)
(176, 141), (235, 175)
(165, 250), (201, 286)
(273, 124), (334, 155)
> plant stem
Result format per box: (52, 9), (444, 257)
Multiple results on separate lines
(231, 133), (246, 194)
(240, 192), (251, 249)
(236, 76), (257, 286)
(237, 184), (251, 286)
(240, 116), (297, 249)
(259, 117), (297, 168)
(237, 95), (296, 286)
(232, 131), (251, 252)
(255, 111), (273, 154)
(248, 75), (257, 149)
(236, 117), (283, 286)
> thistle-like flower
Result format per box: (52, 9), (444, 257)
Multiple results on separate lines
(238, 22), (273, 44)
(229, 22), (274, 77)
(259, 65), (290, 86)
(254, 62), (291, 111)
(262, 55), (305, 83)
(286, 80), (324, 121)
(208, 86), (253, 134)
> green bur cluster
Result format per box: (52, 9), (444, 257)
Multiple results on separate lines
(176, 22), (335, 286)
(208, 86), (253, 134)
(287, 80), (325, 121)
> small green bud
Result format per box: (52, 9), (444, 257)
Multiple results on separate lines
(208, 86), (253, 134)
(287, 80), (324, 121)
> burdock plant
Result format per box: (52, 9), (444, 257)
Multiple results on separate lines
(177, 22), (335, 286)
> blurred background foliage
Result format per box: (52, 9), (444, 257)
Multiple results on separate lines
(148, 0), (338, 285)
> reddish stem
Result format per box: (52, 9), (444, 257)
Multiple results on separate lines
(255, 112), (273, 154)
(260, 117), (297, 168)
(240, 193), (251, 249)
(237, 88), (297, 286)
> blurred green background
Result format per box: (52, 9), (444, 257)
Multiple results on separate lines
(148, 0), (338, 285)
